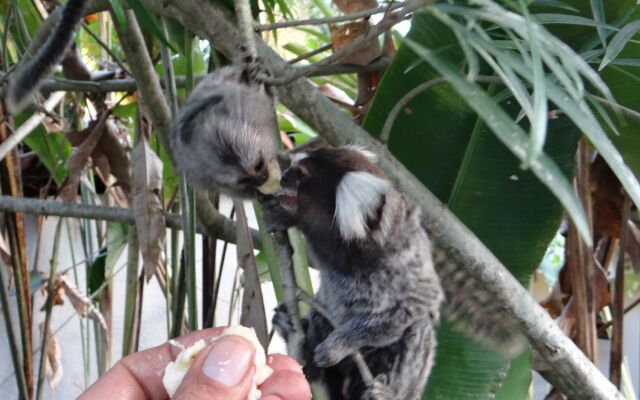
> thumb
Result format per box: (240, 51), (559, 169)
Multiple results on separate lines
(173, 335), (256, 400)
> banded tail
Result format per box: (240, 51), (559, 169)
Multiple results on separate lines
(433, 246), (527, 358)
(5, 0), (86, 113)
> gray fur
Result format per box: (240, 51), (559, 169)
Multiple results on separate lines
(267, 147), (443, 400)
(169, 63), (278, 198)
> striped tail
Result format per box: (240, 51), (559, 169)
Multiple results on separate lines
(433, 246), (527, 358)
(5, 0), (86, 113)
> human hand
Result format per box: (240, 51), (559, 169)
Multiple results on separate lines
(79, 327), (311, 400)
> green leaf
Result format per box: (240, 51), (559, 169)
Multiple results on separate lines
(589, 0), (607, 48)
(21, 129), (71, 185)
(109, 0), (127, 31)
(127, 0), (179, 54)
(599, 20), (640, 70)
(404, 37), (590, 244)
(88, 251), (107, 295)
(363, 12), (581, 398)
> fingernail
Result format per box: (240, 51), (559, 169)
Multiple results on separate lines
(202, 336), (254, 387)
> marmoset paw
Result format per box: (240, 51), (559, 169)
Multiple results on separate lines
(313, 338), (351, 367)
(363, 375), (396, 400)
(272, 303), (294, 340)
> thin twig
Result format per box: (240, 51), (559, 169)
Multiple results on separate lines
(80, 22), (132, 76)
(0, 91), (66, 161)
(0, 195), (262, 248)
(288, 44), (332, 65)
(0, 59), (392, 93)
(266, 0), (428, 85)
(296, 290), (375, 384)
(258, 2), (406, 31)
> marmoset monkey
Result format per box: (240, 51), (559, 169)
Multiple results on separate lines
(267, 146), (526, 399)
(169, 55), (281, 198)
(5, 0), (86, 113)
(267, 146), (444, 399)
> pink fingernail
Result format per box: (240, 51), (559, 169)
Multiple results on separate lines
(202, 336), (253, 387)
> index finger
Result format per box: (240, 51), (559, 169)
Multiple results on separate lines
(79, 327), (225, 400)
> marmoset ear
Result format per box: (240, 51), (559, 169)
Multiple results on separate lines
(334, 171), (390, 241)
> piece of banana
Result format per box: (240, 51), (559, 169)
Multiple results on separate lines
(162, 326), (273, 399)
(257, 160), (282, 195)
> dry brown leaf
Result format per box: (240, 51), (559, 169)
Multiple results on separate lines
(132, 137), (165, 280)
(330, 21), (381, 65)
(590, 155), (624, 238)
(38, 323), (63, 389)
(236, 201), (269, 351)
(59, 113), (109, 202)
(58, 275), (108, 333)
(333, 0), (377, 14)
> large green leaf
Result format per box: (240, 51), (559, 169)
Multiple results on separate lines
(363, 12), (580, 398)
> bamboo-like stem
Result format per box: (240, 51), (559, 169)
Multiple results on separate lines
(609, 195), (631, 388)
(121, 227), (140, 357)
(35, 219), (63, 400)
(0, 258), (28, 400)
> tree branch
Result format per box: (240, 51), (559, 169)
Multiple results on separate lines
(138, 0), (622, 397)
(265, 0), (424, 85)
(0, 59), (392, 94)
(0, 195), (261, 247)
(258, 2), (406, 31)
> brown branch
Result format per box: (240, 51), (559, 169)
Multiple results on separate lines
(265, 0), (426, 85)
(258, 2), (407, 31)
(0, 195), (261, 248)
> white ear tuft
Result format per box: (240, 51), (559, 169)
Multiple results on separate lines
(344, 145), (378, 162)
(290, 152), (309, 167)
(334, 171), (390, 240)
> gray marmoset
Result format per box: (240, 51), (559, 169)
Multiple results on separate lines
(5, 0), (86, 114)
(168, 56), (280, 198)
(266, 146), (526, 399)
(267, 146), (444, 399)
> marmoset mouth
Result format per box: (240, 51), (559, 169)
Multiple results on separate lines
(278, 188), (298, 208)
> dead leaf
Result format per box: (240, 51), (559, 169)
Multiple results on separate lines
(590, 155), (624, 238)
(59, 113), (109, 202)
(333, 0), (377, 14)
(330, 21), (381, 65)
(38, 323), (63, 389)
(59, 275), (108, 333)
(131, 137), (165, 280)
(236, 200), (268, 351)
(318, 83), (355, 106)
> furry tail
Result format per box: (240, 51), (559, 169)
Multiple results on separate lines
(5, 0), (86, 113)
(433, 247), (527, 358)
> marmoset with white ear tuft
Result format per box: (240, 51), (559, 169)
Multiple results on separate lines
(169, 53), (281, 198)
(267, 146), (444, 399)
(266, 146), (526, 399)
